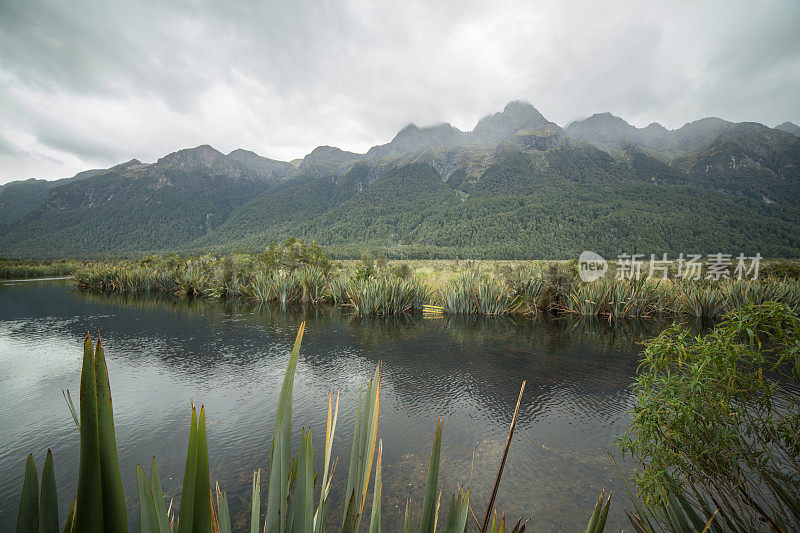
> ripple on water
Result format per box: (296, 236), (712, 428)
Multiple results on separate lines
(0, 281), (670, 531)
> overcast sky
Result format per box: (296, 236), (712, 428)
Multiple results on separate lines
(1, 0), (799, 184)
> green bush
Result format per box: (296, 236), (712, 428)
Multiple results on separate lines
(617, 303), (800, 530)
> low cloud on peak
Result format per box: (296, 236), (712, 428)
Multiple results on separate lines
(1, 0), (799, 183)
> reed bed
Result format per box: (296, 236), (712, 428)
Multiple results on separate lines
(72, 256), (800, 319)
(563, 277), (800, 319)
(0, 260), (83, 279)
(438, 271), (520, 315)
(345, 275), (430, 316)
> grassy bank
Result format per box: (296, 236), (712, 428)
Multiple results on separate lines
(0, 259), (84, 279)
(71, 251), (800, 318)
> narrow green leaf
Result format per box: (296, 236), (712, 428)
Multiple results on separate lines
(150, 458), (171, 533)
(342, 493), (359, 533)
(596, 492), (611, 532)
(585, 489), (604, 532)
(359, 366), (381, 517)
(314, 391), (339, 533)
(16, 454), (38, 533)
(266, 322), (305, 533)
(343, 365), (381, 532)
(217, 490), (232, 533)
(250, 469), (261, 533)
(403, 500), (413, 533)
(94, 338), (128, 532)
(63, 496), (76, 533)
(177, 407), (199, 533)
(75, 334), (104, 531)
(343, 383), (364, 524)
(419, 419), (443, 533)
(444, 487), (469, 533)
(39, 450), (58, 533)
(445, 494), (457, 533)
(289, 429), (314, 533)
(368, 440), (383, 533)
(192, 406), (211, 533)
(62, 389), (79, 432)
(137, 464), (160, 533)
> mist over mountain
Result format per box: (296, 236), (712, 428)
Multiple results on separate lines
(2, 101), (799, 258)
(776, 122), (800, 137)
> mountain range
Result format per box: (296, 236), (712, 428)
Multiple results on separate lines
(1, 101), (799, 259)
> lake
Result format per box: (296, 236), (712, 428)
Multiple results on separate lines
(0, 278), (670, 531)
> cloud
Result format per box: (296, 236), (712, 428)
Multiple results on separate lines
(1, 0), (799, 183)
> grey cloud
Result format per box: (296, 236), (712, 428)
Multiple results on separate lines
(0, 0), (799, 183)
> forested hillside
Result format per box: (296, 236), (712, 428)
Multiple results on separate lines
(1, 102), (799, 258)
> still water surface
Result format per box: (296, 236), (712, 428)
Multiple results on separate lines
(0, 279), (670, 531)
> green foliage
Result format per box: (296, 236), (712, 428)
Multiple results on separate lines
(419, 419), (443, 533)
(193, 147), (800, 259)
(259, 238), (335, 274)
(345, 275), (431, 316)
(393, 262), (412, 280)
(0, 260), (82, 279)
(439, 271), (519, 315)
(762, 259), (800, 279)
(73, 254), (800, 322)
(75, 335), (128, 532)
(617, 303), (800, 530)
(585, 489), (611, 533)
(16, 454), (38, 533)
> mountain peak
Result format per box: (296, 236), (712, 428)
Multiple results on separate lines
(227, 148), (294, 179)
(156, 145), (225, 168)
(775, 121), (800, 136)
(644, 122), (667, 131)
(299, 145), (363, 174)
(502, 100), (541, 115)
(570, 112), (632, 128)
(390, 121), (460, 143)
(473, 100), (557, 144)
(564, 113), (636, 146)
(397, 123), (419, 134)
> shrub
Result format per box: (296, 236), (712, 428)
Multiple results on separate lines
(617, 303), (800, 530)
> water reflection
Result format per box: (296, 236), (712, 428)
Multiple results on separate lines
(0, 280), (683, 531)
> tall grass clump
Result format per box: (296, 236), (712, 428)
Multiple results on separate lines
(300, 265), (328, 303)
(677, 281), (727, 320)
(272, 270), (301, 305)
(567, 278), (612, 317)
(329, 276), (349, 306)
(440, 271), (477, 315)
(345, 275), (430, 316)
(566, 278), (669, 319)
(514, 266), (547, 313)
(0, 259), (82, 279)
(439, 271), (519, 316)
(243, 270), (302, 304)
